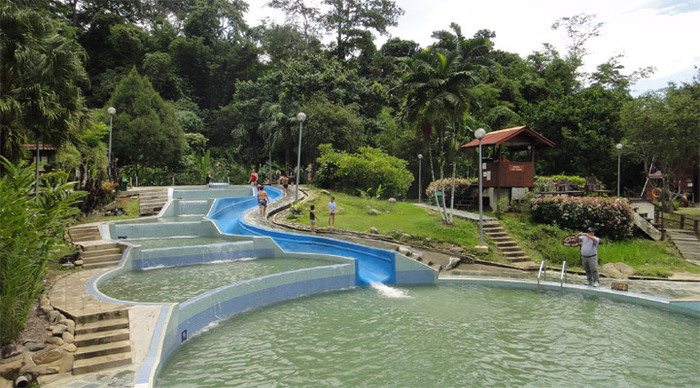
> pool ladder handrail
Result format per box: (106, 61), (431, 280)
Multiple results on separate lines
(537, 261), (546, 284)
(560, 260), (567, 287)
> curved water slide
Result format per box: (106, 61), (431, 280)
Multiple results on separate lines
(207, 186), (397, 285)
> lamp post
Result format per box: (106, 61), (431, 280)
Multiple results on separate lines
(474, 128), (487, 252)
(417, 154), (423, 203)
(616, 143), (623, 197)
(294, 112), (306, 202)
(107, 107), (116, 179)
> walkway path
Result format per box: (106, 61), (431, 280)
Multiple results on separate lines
(414, 203), (496, 221)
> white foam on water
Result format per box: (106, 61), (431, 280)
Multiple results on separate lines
(141, 264), (172, 271)
(236, 257), (258, 261)
(370, 282), (411, 299)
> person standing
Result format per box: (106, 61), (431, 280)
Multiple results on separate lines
(205, 172), (212, 187)
(578, 227), (601, 287)
(257, 185), (269, 217)
(309, 205), (316, 234)
(248, 169), (258, 186)
(328, 196), (337, 229)
(280, 174), (289, 196)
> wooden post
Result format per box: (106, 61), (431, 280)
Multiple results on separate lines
(679, 214), (685, 229)
(694, 220), (699, 236)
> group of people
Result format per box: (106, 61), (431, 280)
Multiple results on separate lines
(250, 169), (337, 233)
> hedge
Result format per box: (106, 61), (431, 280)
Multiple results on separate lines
(530, 196), (634, 240)
(315, 144), (413, 198)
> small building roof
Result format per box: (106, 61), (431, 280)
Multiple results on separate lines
(461, 125), (556, 149)
(22, 143), (56, 151)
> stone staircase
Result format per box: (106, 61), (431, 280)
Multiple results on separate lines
(72, 309), (132, 375)
(666, 228), (700, 266)
(482, 220), (533, 265)
(80, 243), (124, 270)
(138, 188), (168, 216)
(69, 225), (102, 243)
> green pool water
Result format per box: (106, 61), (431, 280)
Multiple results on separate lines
(157, 284), (700, 387)
(97, 257), (337, 303)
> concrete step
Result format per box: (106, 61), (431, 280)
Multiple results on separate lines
(82, 253), (122, 264)
(499, 246), (521, 252)
(83, 261), (120, 270)
(75, 318), (129, 336)
(507, 256), (530, 263)
(82, 248), (122, 258)
(82, 243), (119, 252)
(73, 340), (131, 361)
(485, 232), (508, 238)
(494, 241), (517, 247)
(75, 309), (128, 325)
(72, 352), (131, 375)
(75, 328), (130, 347)
(490, 236), (511, 242)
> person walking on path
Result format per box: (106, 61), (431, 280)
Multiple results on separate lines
(328, 196), (337, 229)
(248, 169), (258, 186)
(257, 185), (269, 217)
(309, 205), (317, 234)
(280, 174), (289, 196)
(578, 227), (601, 287)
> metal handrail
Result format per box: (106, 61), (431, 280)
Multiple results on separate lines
(537, 261), (546, 284)
(560, 260), (567, 286)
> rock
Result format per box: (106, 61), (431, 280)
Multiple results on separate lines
(388, 198), (397, 204)
(0, 345), (20, 360)
(48, 310), (61, 324)
(400, 233), (411, 241)
(451, 246), (465, 253)
(23, 342), (46, 352)
(0, 376), (14, 388)
(427, 260), (434, 266)
(413, 252), (422, 261)
(601, 263), (635, 279)
(39, 305), (53, 317)
(46, 337), (64, 347)
(61, 262), (74, 269)
(397, 246), (411, 255)
(65, 321), (75, 335)
(445, 257), (462, 270)
(39, 296), (50, 306)
(74, 259), (84, 266)
(369, 227), (379, 234)
(32, 348), (62, 365)
(368, 208), (380, 216)
(0, 357), (22, 380)
(416, 257), (422, 262)
(320, 189), (330, 195)
(62, 344), (76, 353)
(51, 325), (67, 336)
(61, 332), (73, 344)
(611, 281), (629, 291)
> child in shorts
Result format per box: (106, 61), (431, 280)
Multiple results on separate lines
(309, 205), (316, 234)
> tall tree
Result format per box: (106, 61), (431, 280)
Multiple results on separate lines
(0, 2), (88, 161)
(321, 0), (403, 59)
(107, 68), (188, 170)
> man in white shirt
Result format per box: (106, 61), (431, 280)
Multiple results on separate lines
(578, 227), (601, 287)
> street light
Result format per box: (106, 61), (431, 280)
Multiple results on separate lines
(107, 107), (116, 179)
(616, 143), (623, 197)
(294, 112), (306, 202)
(474, 127), (487, 252)
(417, 154), (423, 203)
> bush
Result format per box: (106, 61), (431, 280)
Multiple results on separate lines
(534, 175), (586, 192)
(530, 196), (634, 240)
(315, 144), (413, 198)
(0, 157), (84, 346)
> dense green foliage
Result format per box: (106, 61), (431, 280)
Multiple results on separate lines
(533, 175), (587, 192)
(0, 157), (84, 346)
(315, 144), (413, 198)
(530, 196), (634, 240)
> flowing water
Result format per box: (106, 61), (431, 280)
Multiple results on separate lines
(157, 283), (700, 387)
(98, 257), (337, 303)
(124, 237), (232, 249)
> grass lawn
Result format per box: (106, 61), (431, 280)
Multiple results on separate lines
(499, 213), (700, 277)
(290, 189), (505, 261)
(77, 196), (140, 224)
(675, 207), (700, 217)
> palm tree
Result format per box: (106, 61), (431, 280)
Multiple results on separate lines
(400, 48), (474, 223)
(0, 4), (87, 191)
(258, 102), (291, 176)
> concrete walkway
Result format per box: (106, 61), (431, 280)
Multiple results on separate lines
(414, 203), (496, 222)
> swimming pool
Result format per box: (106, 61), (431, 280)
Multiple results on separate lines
(156, 283), (700, 386)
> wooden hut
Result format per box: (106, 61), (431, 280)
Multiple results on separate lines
(461, 126), (555, 209)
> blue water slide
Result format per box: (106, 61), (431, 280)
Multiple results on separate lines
(207, 186), (396, 286)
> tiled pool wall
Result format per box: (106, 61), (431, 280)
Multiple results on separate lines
(395, 253), (438, 284)
(137, 262), (356, 386)
(172, 187), (253, 200)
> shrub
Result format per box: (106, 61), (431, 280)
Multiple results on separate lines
(530, 196), (634, 240)
(315, 144), (413, 198)
(534, 175), (586, 192)
(0, 157), (84, 346)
